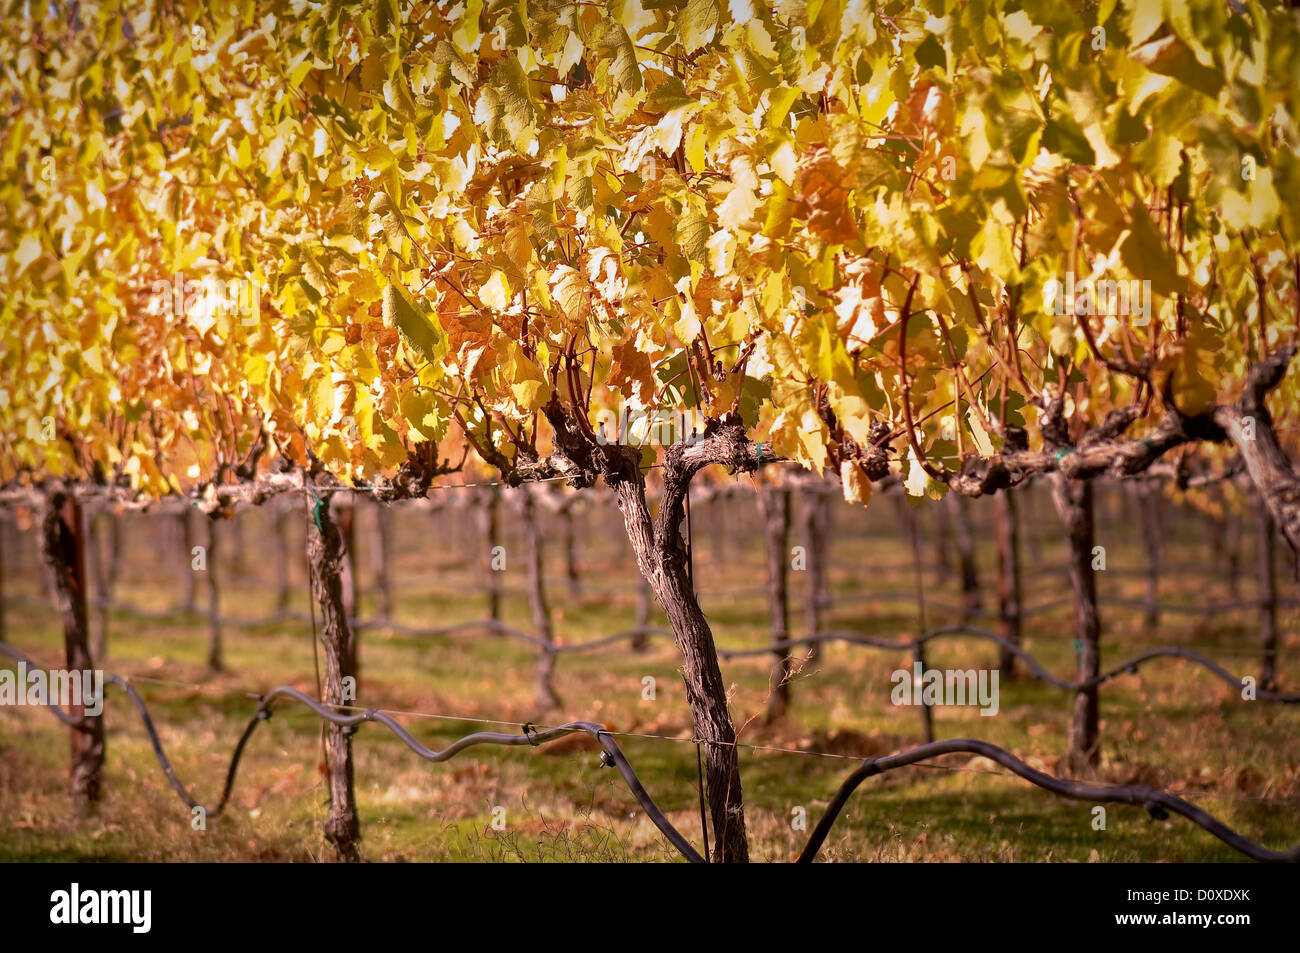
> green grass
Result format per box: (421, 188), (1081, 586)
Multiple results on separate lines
(1, 492), (1296, 862)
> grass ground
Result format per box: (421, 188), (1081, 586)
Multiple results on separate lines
(1, 483), (1296, 862)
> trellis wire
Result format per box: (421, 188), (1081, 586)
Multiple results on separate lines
(5, 592), (1295, 700)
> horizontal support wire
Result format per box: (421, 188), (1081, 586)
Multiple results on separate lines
(5, 591), (1294, 697)
(9, 587), (1294, 631)
(718, 624), (1300, 702)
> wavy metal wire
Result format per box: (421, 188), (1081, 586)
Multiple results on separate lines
(0, 640), (704, 863)
(799, 738), (1300, 864)
(3, 639), (1297, 863)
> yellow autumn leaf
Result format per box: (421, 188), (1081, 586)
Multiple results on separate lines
(841, 460), (873, 506)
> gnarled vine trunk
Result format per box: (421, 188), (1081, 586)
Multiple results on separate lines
(1217, 346), (1300, 565)
(601, 439), (750, 863)
(41, 492), (104, 805)
(308, 499), (361, 862)
(1052, 474), (1101, 774)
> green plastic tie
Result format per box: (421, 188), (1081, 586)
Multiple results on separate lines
(307, 484), (325, 533)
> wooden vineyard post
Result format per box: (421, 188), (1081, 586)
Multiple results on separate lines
(229, 510), (245, 578)
(632, 566), (653, 652)
(372, 501), (393, 622)
(205, 517), (223, 672)
(1130, 482), (1161, 631)
(1224, 507), (1243, 600)
(449, 490), (470, 556)
(0, 509), (6, 646)
(273, 502), (293, 616)
(107, 515), (122, 594)
(40, 492), (105, 805)
(561, 497), (581, 598)
(759, 483), (792, 722)
(521, 490), (560, 711)
(335, 501), (359, 628)
(931, 495), (953, 580)
(478, 487), (503, 629)
(897, 496), (934, 743)
(1052, 474), (1102, 774)
(308, 497), (361, 862)
(1256, 495), (1279, 693)
(1210, 495), (1244, 602)
(1024, 481), (1046, 565)
(950, 495), (981, 616)
(803, 486), (831, 661)
(994, 489), (1022, 677)
(178, 509), (197, 613)
(87, 508), (111, 660)
(717, 488), (740, 567)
